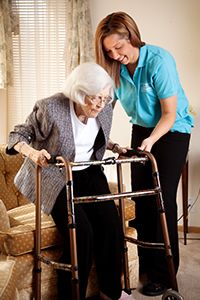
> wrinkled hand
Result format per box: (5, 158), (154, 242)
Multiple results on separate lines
(29, 149), (51, 167)
(113, 144), (132, 155)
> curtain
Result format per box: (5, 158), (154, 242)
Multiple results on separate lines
(6, 0), (94, 133)
(7, 0), (68, 130)
(65, 0), (94, 75)
(0, 0), (19, 88)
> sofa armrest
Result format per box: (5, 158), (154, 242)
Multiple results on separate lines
(0, 144), (28, 210)
(0, 203), (62, 256)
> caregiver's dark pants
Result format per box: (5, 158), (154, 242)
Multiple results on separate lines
(130, 125), (190, 286)
(51, 165), (123, 300)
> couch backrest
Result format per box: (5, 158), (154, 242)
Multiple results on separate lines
(0, 144), (29, 210)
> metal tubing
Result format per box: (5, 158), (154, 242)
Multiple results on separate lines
(38, 254), (72, 271)
(35, 158), (80, 300)
(72, 188), (160, 203)
(35, 165), (42, 300)
(54, 155), (148, 169)
(56, 156), (80, 300)
(34, 151), (179, 297)
(116, 163), (131, 294)
(145, 151), (179, 292)
(125, 236), (165, 249)
(159, 213), (178, 291)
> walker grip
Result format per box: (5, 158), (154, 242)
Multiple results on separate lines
(123, 148), (143, 157)
(48, 155), (58, 164)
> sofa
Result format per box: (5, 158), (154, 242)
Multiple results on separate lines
(0, 144), (138, 299)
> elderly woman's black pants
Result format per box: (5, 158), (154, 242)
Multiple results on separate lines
(130, 124), (190, 287)
(51, 165), (123, 300)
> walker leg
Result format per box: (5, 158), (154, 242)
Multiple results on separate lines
(35, 166), (42, 300)
(117, 163), (132, 294)
(65, 169), (80, 300)
(152, 169), (178, 292)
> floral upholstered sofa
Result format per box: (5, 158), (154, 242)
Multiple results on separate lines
(0, 144), (138, 299)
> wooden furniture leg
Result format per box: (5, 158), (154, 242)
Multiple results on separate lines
(181, 159), (189, 245)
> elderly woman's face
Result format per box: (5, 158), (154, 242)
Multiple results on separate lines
(81, 87), (111, 118)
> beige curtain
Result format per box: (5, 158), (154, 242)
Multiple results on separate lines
(65, 0), (94, 75)
(0, 0), (19, 88)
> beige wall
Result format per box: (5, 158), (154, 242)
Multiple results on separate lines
(89, 0), (200, 227)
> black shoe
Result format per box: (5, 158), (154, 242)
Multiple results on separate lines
(141, 282), (166, 296)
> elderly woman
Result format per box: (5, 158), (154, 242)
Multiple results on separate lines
(6, 62), (132, 300)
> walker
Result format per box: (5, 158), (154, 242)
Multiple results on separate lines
(34, 150), (184, 300)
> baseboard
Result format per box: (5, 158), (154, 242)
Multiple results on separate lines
(178, 225), (200, 233)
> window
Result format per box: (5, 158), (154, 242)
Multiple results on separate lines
(8, 0), (67, 131)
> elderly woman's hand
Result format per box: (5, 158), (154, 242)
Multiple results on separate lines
(14, 142), (51, 167)
(28, 148), (51, 167)
(108, 141), (130, 155)
(111, 143), (131, 155)
(107, 139), (131, 155)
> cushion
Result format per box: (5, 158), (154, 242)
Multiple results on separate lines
(0, 199), (10, 231)
(109, 182), (135, 221)
(0, 259), (18, 300)
(124, 227), (139, 289)
(0, 203), (62, 256)
(11, 248), (61, 291)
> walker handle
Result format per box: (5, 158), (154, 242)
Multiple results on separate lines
(123, 148), (143, 157)
(48, 155), (58, 164)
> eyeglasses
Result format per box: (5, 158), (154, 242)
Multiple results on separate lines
(87, 95), (112, 105)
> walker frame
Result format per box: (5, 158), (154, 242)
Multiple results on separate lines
(34, 150), (183, 300)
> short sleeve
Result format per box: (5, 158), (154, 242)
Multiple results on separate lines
(152, 53), (179, 99)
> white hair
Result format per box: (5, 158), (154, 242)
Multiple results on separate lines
(62, 62), (114, 105)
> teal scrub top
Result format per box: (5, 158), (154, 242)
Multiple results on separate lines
(114, 45), (194, 133)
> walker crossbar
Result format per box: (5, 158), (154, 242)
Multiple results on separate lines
(34, 150), (180, 300)
(51, 155), (148, 168)
(72, 188), (161, 203)
(38, 254), (72, 271)
(125, 236), (165, 250)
